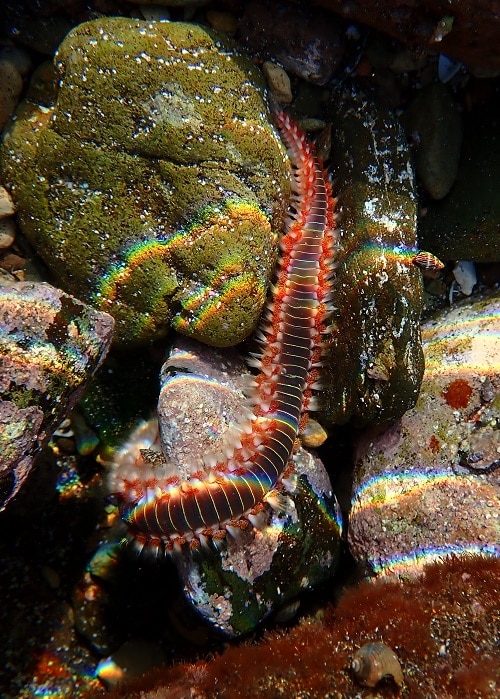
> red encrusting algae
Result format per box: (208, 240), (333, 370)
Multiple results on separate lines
(109, 112), (338, 552)
(442, 378), (473, 409)
(94, 555), (500, 699)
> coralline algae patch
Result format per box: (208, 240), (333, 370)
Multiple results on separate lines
(350, 469), (499, 576)
(349, 291), (500, 576)
(94, 555), (500, 699)
(1, 18), (289, 346)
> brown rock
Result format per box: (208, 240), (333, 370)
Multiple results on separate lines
(240, 0), (346, 85)
(0, 187), (16, 218)
(315, 0), (500, 77)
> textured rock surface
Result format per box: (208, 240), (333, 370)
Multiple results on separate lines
(118, 336), (342, 636)
(322, 84), (424, 426)
(1, 18), (290, 346)
(174, 446), (342, 637)
(349, 291), (500, 574)
(0, 281), (114, 510)
(157, 337), (250, 481)
(98, 556), (500, 699)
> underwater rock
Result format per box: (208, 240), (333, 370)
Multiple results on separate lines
(157, 337), (251, 481)
(418, 95), (500, 262)
(96, 639), (167, 689)
(403, 82), (462, 200)
(321, 84), (424, 426)
(0, 186), (15, 218)
(112, 336), (342, 637)
(173, 444), (342, 637)
(349, 291), (500, 575)
(71, 571), (121, 656)
(240, 0), (346, 85)
(79, 347), (163, 450)
(1, 17), (289, 346)
(0, 57), (24, 131)
(313, 0), (500, 77)
(0, 281), (114, 510)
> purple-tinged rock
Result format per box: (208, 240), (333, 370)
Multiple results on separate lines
(348, 291), (500, 576)
(0, 281), (114, 510)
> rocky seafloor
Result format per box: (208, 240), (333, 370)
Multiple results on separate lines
(0, 1), (499, 697)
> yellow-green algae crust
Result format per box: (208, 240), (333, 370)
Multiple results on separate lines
(1, 18), (289, 346)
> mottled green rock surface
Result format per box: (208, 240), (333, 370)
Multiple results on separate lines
(175, 446), (342, 637)
(323, 84), (424, 425)
(1, 18), (289, 346)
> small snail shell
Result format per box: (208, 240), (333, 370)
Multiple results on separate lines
(351, 642), (404, 688)
(411, 250), (444, 275)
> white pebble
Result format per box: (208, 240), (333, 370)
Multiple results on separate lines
(453, 260), (477, 295)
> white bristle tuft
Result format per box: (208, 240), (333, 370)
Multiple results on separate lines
(307, 396), (319, 411)
(246, 356), (262, 370)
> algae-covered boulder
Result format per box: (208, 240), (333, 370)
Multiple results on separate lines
(322, 84), (424, 425)
(1, 18), (289, 346)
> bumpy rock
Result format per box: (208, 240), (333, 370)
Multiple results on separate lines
(157, 337), (250, 481)
(418, 95), (500, 262)
(1, 18), (290, 346)
(322, 84), (424, 426)
(0, 281), (114, 510)
(174, 446), (342, 637)
(349, 291), (500, 575)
